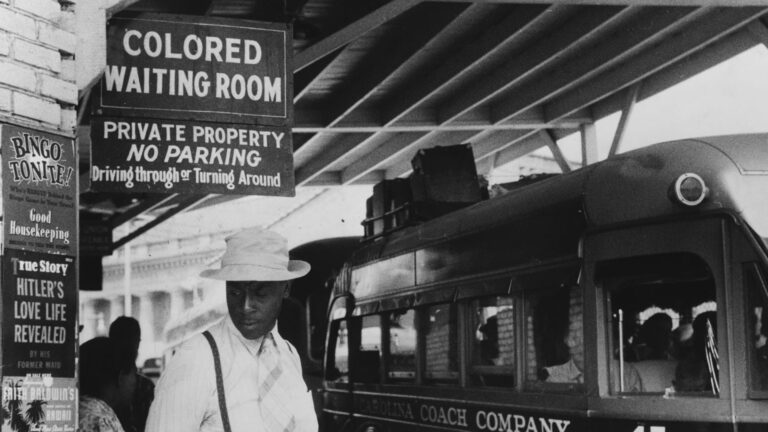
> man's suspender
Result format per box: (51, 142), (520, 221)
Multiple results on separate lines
(203, 331), (233, 432)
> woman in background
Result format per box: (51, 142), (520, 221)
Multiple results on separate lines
(78, 337), (137, 432)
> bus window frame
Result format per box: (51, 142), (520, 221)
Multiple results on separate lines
(744, 261), (768, 399)
(357, 314), (384, 384)
(383, 308), (418, 383)
(521, 284), (586, 394)
(599, 253), (718, 396)
(466, 294), (518, 389)
(325, 318), (351, 386)
(421, 302), (461, 384)
(583, 216), (733, 423)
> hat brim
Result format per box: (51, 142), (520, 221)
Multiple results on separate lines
(200, 260), (310, 281)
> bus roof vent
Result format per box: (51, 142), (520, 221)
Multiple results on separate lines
(362, 144), (487, 241)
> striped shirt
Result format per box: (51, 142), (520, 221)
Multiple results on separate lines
(145, 318), (317, 432)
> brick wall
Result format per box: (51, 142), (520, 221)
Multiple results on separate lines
(425, 305), (457, 377)
(526, 313), (537, 379)
(568, 285), (584, 368)
(0, 0), (77, 132)
(497, 299), (516, 365)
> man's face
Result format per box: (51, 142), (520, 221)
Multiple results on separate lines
(226, 280), (289, 340)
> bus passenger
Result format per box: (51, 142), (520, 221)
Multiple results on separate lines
(542, 329), (582, 383)
(479, 316), (500, 365)
(542, 315), (642, 391)
(145, 228), (318, 432)
(674, 311), (718, 394)
(671, 320), (694, 360)
(631, 313), (677, 393)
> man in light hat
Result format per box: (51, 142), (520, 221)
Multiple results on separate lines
(145, 228), (318, 432)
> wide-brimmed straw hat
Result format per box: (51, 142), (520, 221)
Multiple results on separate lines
(200, 228), (310, 281)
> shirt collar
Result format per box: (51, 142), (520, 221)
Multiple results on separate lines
(225, 316), (280, 355)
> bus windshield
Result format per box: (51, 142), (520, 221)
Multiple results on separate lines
(598, 253), (718, 396)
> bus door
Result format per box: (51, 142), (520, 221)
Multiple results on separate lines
(583, 216), (733, 432)
(324, 299), (421, 432)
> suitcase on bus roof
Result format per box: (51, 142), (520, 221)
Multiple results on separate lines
(410, 144), (482, 203)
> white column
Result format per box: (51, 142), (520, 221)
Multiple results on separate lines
(80, 299), (98, 342)
(95, 302), (108, 337)
(110, 296), (125, 326)
(123, 226), (133, 317)
(138, 293), (155, 362)
(169, 289), (186, 322)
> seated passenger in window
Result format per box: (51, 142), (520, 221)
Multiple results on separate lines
(542, 322), (583, 383)
(479, 316), (500, 366)
(631, 313), (677, 392)
(671, 320), (694, 360)
(542, 316), (642, 391)
(674, 311), (718, 394)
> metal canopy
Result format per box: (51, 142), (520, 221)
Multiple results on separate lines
(79, 0), (768, 246)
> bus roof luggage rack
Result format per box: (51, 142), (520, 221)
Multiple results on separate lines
(363, 179), (413, 241)
(362, 144), (486, 242)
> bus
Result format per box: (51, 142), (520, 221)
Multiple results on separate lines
(322, 134), (768, 432)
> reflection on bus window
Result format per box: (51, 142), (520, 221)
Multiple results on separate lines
(330, 320), (349, 383)
(603, 253), (719, 396)
(358, 315), (382, 383)
(470, 296), (515, 387)
(423, 304), (458, 382)
(526, 284), (584, 388)
(387, 309), (416, 381)
(746, 263), (768, 394)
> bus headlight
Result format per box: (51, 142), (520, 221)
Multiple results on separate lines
(670, 173), (709, 207)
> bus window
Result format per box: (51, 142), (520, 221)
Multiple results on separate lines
(423, 303), (458, 383)
(358, 315), (383, 384)
(470, 296), (515, 387)
(525, 284), (583, 390)
(387, 309), (416, 381)
(601, 253), (719, 396)
(328, 320), (349, 383)
(745, 263), (768, 395)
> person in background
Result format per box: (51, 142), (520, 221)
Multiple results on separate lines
(109, 316), (155, 432)
(630, 313), (677, 392)
(146, 228), (318, 432)
(674, 311), (719, 393)
(542, 314), (642, 392)
(478, 316), (500, 366)
(79, 337), (137, 432)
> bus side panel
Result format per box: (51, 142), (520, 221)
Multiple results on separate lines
(328, 392), (588, 432)
(328, 399), (745, 432)
(323, 389), (353, 432)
